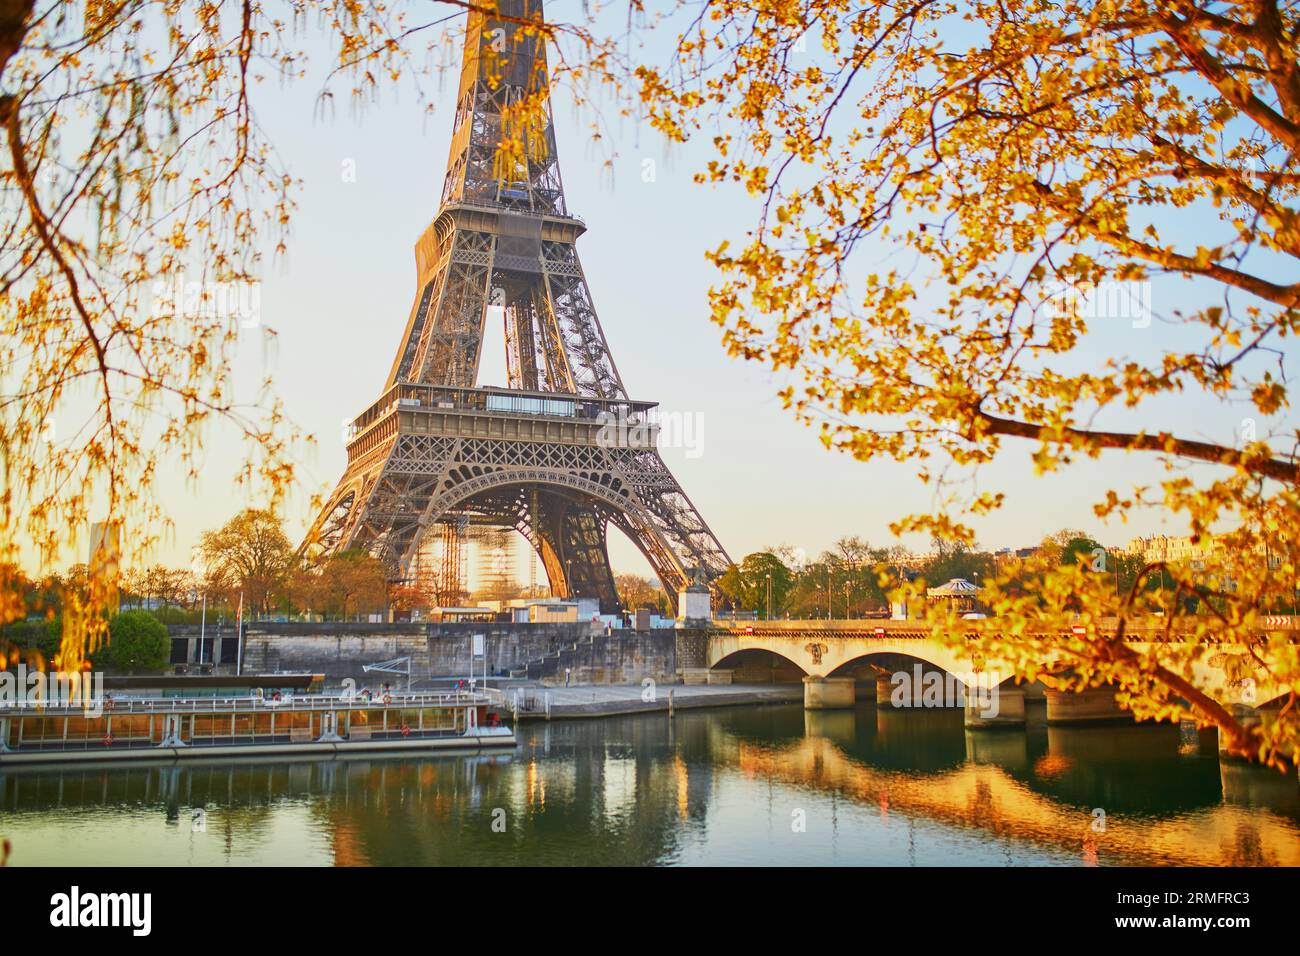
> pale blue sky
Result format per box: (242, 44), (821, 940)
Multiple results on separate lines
(137, 3), (1293, 579)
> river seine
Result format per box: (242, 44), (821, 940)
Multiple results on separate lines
(3, 704), (1298, 865)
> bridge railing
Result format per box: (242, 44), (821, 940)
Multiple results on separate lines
(706, 616), (1300, 637)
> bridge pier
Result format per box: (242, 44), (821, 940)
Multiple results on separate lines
(854, 676), (877, 702)
(1178, 718), (1220, 757)
(803, 676), (856, 710)
(1214, 706), (1300, 805)
(1217, 704), (1263, 761)
(964, 727), (1030, 768)
(875, 673), (897, 707)
(804, 709), (858, 742)
(1220, 758), (1300, 815)
(1044, 686), (1133, 725)
(963, 685), (1025, 729)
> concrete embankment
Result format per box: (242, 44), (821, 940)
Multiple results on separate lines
(496, 682), (803, 720)
(169, 621), (693, 688)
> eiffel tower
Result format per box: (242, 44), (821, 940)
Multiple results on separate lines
(303, 0), (731, 613)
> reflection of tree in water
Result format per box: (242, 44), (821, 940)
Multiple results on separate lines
(302, 717), (715, 865)
(8, 715), (720, 866)
(965, 778), (1000, 835)
(2, 764), (277, 843)
(1223, 823), (1276, 867)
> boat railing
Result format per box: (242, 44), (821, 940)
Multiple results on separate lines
(0, 691), (492, 716)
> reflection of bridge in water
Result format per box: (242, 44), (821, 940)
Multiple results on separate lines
(724, 707), (1300, 866)
(3, 705), (1298, 866)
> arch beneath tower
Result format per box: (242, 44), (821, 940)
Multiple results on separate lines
(400, 470), (692, 614)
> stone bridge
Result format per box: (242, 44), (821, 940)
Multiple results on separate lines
(701, 619), (1294, 733)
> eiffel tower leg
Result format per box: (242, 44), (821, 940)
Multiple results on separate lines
(301, 436), (396, 566)
(526, 492), (620, 613)
(302, 434), (456, 573)
(607, 449), (732, 597)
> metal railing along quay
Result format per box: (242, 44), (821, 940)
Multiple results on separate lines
(1, 691), (493, 717)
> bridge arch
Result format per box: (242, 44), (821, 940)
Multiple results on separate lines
(707, 631), (1009, 686)
(712, 648), (808, 683)
(827, 651), (1016, 691)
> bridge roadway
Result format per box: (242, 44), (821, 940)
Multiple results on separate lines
(701, 617), (1295, 731)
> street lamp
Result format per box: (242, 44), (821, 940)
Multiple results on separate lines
(766, 572), (772, 620)
(190, 549), (207, 668)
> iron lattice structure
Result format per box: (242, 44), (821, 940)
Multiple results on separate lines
(304, 0), (731, 612)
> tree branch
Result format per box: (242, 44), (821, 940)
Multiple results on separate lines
(974, 404), (1299, 484)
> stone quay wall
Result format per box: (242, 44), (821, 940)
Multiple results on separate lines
(171, 622), (700, 687)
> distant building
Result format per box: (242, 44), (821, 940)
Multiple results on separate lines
(890, 552), (932, 570)
(1126, 534), (1219, 570)
(993, 546), (1041, 560)
(428, 607), (495, 623)
(487, 596), (603, 624)
(529, 601), (579, 623)
(926, 578), (982, 614)
(1125, 533), (1280, 572)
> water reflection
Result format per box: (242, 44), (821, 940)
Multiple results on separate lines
(2, 703), (1297, 866)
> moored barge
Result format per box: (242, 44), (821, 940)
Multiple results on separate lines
(0, 691), (514, 765)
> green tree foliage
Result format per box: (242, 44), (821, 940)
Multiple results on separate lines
(786, 549), (893, 620)
(1060, 537), (1105, 568)
(1046, 532), (1175, 603)
(0, 617), (60, 663)
(786, 559), (832, 619)
(103, 610), (170, 673)
(718, 552), (795, 618)
(920, 540), (994, 588)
